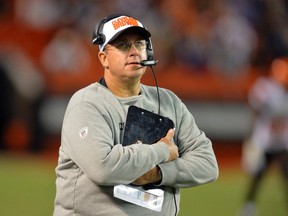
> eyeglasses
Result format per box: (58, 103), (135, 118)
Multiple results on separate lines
(106, 40), (147, 52)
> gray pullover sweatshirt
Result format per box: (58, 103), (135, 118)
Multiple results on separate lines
(53, 82), (218, 216)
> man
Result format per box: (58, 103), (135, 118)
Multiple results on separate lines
(53, 14), (218, 216)
(240, 57), (288, 216)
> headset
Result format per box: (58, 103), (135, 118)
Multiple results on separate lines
(92, 14), (157, 66)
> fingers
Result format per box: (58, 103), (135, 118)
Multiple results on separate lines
(159, 128), (178, 162)
(166, 128), (175, 141)
(132, 167), (160, 185)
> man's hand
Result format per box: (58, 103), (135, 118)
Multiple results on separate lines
(132, 129), (178, 185)
(158, 129), (179, 162)
(132, 166), (161, 185)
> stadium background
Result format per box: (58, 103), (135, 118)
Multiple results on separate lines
(0, 0), (288, 215)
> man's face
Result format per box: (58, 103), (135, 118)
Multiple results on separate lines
(99, 31), (148, 81)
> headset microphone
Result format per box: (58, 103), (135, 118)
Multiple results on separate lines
(140, 59), (158, 66)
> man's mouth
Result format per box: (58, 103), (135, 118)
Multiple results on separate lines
(127, 61), (140, 65)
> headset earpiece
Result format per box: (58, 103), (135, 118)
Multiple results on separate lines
(146, 37), (154, 60)
(92, 20), (106, 45)
(92, 14), (127, 46)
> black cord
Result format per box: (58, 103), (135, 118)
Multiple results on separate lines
(149, 65), (178, 216)
(149, 65), (161, 115)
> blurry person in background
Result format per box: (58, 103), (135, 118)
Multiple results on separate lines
(239, 56), (288, 216)
(0, 47), (45, 152)
(0, 62), (14, 150)
(206, 3), (257, 77)
(53, 14), (218, 216)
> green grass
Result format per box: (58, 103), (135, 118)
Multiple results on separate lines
(179, 168), (287, 216)
(0, 153), (56, 216)
(0, 153), (287, 216)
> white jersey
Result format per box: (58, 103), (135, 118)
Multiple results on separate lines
(248, 77), (288, 151)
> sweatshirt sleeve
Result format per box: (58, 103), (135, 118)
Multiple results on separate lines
(158, 101), (219, 188)
(61, 101), (170, 186)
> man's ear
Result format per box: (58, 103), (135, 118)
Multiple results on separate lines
(98, 51), (109, 68)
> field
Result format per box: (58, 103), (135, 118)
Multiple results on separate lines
(0, 151), (286, 216)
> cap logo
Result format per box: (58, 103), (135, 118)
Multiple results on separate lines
(97, 15), (149, 51)
(112, 17), (139, 30)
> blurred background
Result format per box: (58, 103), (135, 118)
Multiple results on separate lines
(1, 0), (288, 215)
